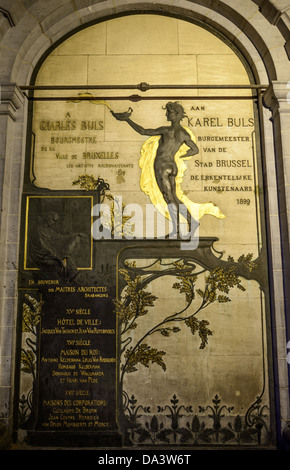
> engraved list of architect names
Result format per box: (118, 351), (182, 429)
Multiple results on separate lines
(37, 286), (117, 431)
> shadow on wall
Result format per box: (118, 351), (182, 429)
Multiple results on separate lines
(0, 422), (10, 450)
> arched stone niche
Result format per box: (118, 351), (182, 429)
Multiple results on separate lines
(0, 1), (289, 450)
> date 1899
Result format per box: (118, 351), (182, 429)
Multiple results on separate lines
(237, 198), (250, 205)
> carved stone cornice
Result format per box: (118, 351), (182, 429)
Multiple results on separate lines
(263, 81), (290, 116)
(0, 83), (25, 120)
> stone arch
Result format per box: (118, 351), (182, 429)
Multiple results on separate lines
(1, 0), (286, 85)
(1, 0), (290, 449)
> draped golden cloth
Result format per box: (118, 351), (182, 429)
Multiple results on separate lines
(139, 127), (226, 222)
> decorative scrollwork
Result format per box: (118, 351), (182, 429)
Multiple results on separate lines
(122, 393), (270, 446)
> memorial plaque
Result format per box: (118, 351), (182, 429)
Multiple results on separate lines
(16, 195), (121, 445)
(14, 15), (274, 448)
(37, 292), (116, 433)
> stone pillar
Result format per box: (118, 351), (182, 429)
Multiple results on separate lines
(0, 84), (25, 449)
(263, 80), (290, 448)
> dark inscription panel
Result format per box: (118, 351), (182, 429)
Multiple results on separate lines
(37, 287), (116, 431)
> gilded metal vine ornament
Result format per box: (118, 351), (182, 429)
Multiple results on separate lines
(19, 294), (43, 427)
(116, 255), (256, 386)
(72, 174), (110, 199)
(122, 393), (269, 446)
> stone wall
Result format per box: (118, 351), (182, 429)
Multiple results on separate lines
(0, 0), (290, 449)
